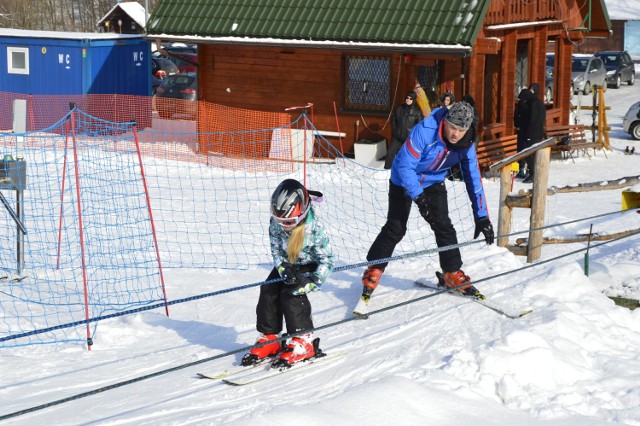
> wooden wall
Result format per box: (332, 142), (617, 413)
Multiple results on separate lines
(199, 45), (463, 154)
(576, 21), (625, 54)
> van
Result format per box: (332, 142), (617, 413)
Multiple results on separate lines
(571, 55), (606, 95)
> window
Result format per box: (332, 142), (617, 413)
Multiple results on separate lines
(343, 55), (391, 112)
(416, 65), (439, 109)
(8, 47), (29, 75)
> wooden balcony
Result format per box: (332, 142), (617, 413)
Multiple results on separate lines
(485, 0), (558, 26)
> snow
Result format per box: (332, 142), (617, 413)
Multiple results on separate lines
(604, 0), (640, 21)
(1, 84), (640, 425)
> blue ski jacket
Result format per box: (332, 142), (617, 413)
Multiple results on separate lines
(390, 107), (489, 219)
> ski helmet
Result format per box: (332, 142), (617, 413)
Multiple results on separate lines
(270, 179), (311, 228)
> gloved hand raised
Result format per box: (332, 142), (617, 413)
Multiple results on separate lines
(473, 217), (495, 245)
(413, 191), (434, 224)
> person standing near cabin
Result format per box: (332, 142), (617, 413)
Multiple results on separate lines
(359, 102), (494, 307)
(385, 91), (424, 169)
(461, 95), (479, 148)
(514, 83), (546, 183)
(440, 93), (455, 109)
(242, 179), (334, 368)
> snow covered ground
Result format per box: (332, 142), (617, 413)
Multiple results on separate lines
(1, 79), (639, 425)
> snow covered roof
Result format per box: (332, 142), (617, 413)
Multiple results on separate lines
(146, 0), (491, 52)
(97, 1), (148, 29)
(0, 28), (143, 40)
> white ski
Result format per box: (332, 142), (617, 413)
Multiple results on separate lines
(197, 356), (276, 380)
(222, 351), (348, 386)
(353, 296), (369, 316)
(415, 278), (533, 319)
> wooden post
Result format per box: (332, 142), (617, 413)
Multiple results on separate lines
(497, 165), (512, 247)
(527, 147), (551, 262)
(598, 87), (610, 150)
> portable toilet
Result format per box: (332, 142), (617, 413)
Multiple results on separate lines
(0, 28), (151, 96)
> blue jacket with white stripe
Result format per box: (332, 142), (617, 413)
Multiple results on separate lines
(390, 107), (489, 219)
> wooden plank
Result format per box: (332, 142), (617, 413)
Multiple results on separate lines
(488, 137), (556, 172)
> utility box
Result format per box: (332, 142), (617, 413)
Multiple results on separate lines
(622, 189), (640, 210)
(0, 158), (26, 191)
(354, 139), (387, 168)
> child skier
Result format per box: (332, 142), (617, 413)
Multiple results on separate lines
(242, 179), (334, 368)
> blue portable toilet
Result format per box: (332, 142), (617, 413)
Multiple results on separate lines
(0, 28), (151, 96)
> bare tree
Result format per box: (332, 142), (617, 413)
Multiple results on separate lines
(0, 0), (153, 32)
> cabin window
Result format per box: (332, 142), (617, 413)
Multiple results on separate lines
(416, 65), (439, 109)
(343, 55), (391, 112)
(8, 47), (29, 75)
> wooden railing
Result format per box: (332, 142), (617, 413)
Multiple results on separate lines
(485, 0), (558, 26)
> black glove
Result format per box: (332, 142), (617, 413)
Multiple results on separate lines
(289, 275), (319, 296)
(474, 217), (495, 245)
(277, 262), (301, 285)
(413, 191), (435, 224)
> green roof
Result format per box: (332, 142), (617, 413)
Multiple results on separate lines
(147, 0), (491, 50)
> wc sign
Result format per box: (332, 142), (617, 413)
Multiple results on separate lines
(58, 52), (71, 70)
(133, 50), (144, 67)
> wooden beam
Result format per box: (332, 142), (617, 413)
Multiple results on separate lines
(474, 38), (501, 54)
(517, 175), (640, 196)
(516, 228), (640, 245)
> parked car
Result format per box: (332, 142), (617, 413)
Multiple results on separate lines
(571, 54), (606, 95)
(594, 51), (636, 89)
(166, 52), (198, 74)
(152, 43), (198, 73)
(151, 57), (179, 94)
(155, 73), (197, 119)
(623, 101), (640, 140)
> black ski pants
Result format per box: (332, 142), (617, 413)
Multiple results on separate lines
(366, 181), (462, 273)
(256, 265), (316, 335)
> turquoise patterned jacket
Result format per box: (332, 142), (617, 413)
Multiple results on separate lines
(269, 207), (334, 286)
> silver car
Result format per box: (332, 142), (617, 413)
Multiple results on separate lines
(623, 101), (640, 140)
(571, 55), (607, 95)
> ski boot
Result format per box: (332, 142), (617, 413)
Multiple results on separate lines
(361, 266), (383, 303)
(241, 333), (282, 366)
(438, 270), (485, 300)
(272, 334), (322, 369)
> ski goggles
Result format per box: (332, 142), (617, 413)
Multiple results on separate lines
(272, 202), (311, 227)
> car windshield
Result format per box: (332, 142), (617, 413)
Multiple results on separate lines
(572, 59), (589, 72)
(600, 55), (620, 66)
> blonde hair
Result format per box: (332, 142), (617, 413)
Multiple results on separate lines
(287, 223), (305, 263)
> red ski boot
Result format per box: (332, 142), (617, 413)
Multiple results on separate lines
(440, 270), (484, 299)
(273, 334), (318, 368)
(361, 266), (383, 302)
(241, 334), (282, 366)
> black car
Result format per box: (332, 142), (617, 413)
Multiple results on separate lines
(151, 57), (179, 94)
(595, 51), (636, 89)
(155, 73), (197, 119)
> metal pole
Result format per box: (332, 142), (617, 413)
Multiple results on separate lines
(16, 188), (24, 275)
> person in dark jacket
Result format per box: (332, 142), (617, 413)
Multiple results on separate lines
(357, 102), (495, 311)
(514, 83), (546, 182)
(385, 91), (423, 169)
(461, 95), (480, 148)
